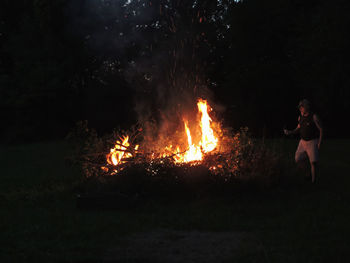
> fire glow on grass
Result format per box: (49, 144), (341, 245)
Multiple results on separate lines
(105, 98), (220, 173)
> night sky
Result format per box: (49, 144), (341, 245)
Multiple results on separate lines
(1, 0), (349, 143)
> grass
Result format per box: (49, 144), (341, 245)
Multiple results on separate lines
(0, 139), (350, 262)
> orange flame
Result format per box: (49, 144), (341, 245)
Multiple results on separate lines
(198, 99), (218, 152)
(172, 99), (218, 163)
(175, 122), (202, 163)
(107, 136), (138, 168)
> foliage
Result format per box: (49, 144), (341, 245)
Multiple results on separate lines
(1, 0), (350, 143)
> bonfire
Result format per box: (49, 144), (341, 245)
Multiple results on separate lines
(68, 96), (281, 187)
(98, 98), (240, 176)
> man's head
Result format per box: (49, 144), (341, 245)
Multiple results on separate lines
(298, 99), (311, 115)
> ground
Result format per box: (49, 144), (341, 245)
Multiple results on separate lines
(104, 230), (250, 262)
(0, 139), (349, 262)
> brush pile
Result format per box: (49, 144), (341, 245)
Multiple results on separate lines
(67, 121), (283, 200)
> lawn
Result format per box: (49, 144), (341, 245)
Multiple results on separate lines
(0, 139), (349, 262)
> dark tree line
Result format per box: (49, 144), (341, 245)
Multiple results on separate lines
(1, 0), (349, 143)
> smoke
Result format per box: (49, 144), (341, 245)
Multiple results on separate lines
(65, 0), (219, 144)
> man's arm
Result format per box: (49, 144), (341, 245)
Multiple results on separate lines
(285, 124), (300, 135)
(284, 116), (300, 135)
(313, 114), (323, 149)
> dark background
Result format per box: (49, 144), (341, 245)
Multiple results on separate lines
(1, 0), (349, 143)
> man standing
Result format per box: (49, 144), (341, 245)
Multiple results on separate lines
(284, 99), (323, 183)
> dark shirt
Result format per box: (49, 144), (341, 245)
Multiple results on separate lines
(299, 113), (319, 141)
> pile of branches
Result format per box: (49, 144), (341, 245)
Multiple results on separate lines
(67, 122), (284, 198)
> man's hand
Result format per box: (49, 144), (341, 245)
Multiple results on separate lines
(284, 124), (300, 136)
(317, 141), (321, 150)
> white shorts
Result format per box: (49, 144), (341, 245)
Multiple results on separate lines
(295, 139), (319, 163)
